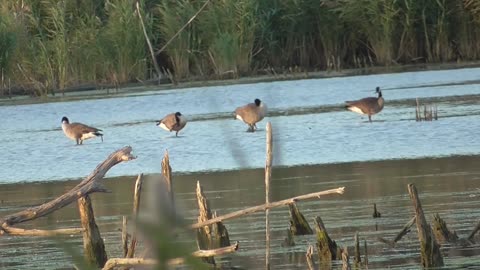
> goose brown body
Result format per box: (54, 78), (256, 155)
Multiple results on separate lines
(156, 112), (187, 136)
(234, 98), (267, 132)
(345, 87), (384, 122)
(61, 117), (103, 145)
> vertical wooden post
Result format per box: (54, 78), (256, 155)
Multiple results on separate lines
(78, 195), (108, 268)
(161, 150), (174, 207)
(407, 183), (444, 267)
(354, 232), (361, 265)
(265, 122), (273, 270)
(126, 174), (143, 258)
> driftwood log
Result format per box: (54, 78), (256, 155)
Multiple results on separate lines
(468, 220), (480, 241)
(408, 183), (444, 267)
(102, 242), (239, 270)
(191, 187), (345, 229)
(0, 146), (135, 228)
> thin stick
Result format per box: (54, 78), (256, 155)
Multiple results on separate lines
(265, 122), (272, 270)
(155, 0), (211, 56)
(306, 245), (317, 270)
(135, 2), (161, 82)
(122, 216), (128, 257)
(190, 187), (345, 229)
(127, 174), (143, 258)
(193, 241), (239, 257)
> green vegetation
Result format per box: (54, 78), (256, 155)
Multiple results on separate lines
(1, 0), (480, 96)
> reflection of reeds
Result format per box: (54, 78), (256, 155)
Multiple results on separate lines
(415, 98), (438, 121)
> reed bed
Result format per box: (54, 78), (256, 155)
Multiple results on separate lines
(1, 0), (480, 96)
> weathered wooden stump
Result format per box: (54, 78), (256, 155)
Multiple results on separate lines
(314, 216), (341, 262)
(288, 202), (313, 235)
(341, 247), (350, 270)
(196, 181), (231, 264)
(78, 195), (108, 268)
(354, 232), (361, 265)
(432, 213), (458, 243)
(408, 183), (444, 267)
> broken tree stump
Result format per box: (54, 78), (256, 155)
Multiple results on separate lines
(281, 229), (295, 247)
(408, 183), (444, 268)
(432, 213), (458, 243)
(161, 150), (174, 207)
(354, 232), (361, 265)
(78, 195), (108, 268)
(372, 203), (381, 218)
(195, 181), (230, 264)
(289, 202), (313, 235)
(314, 216), (341, 262)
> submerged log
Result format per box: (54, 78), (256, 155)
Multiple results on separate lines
(315, 216), (341, 262)
(393, 216), (416, 245)
(372, 203), (381, 218)
(78, 195), (108, 268)
(288, 202), (313, 235)
(468, 220), (480, 241)
(408, 184), (444, 268)
(306, 245), (318, 270)
(191, 187), (345, 229)
(0, 146), (135, 228)
(432, 213), (458, 243)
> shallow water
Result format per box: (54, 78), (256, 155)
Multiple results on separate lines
(1, 156), (480, 269)
(1, 68), (480, 183)
(1, 67), (480, 269)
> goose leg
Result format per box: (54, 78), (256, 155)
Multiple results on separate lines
(175, 131), (179, 137)
(247, 125), (254, 132)
(76, 139), (79, 145)
(368, 115), (372, 123)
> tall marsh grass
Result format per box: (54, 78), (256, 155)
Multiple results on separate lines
(1, 0), (480, 95)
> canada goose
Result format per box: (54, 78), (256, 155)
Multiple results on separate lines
(345, 87), (384, 122)
(234, 98), (267, 132)
(156, 112), (187, 136)
(61, 116), (103, 145)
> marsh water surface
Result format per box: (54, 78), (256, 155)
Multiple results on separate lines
(1, 67), (480, 269)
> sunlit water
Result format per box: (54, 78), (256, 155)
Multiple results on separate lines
(1, 67), (480, 269)
(1, 67), (480, 183)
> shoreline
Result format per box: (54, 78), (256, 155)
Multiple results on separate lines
(2, 61), (480, 105)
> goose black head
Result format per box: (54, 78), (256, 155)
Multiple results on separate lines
(175, 112), (182, 116)
(254, 99), (261, 106)
(375, 87), (382, 97)
(61, 116), (69, 124)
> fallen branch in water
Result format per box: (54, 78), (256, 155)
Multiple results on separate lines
(0, 146), (136, 231)
(102, 242), (240, 269)
(191, 187), (345, 229)
(0, 225), (83, 236)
